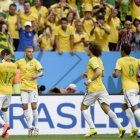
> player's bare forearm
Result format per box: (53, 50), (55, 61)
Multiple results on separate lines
(112, 70), (119, 78)
(84, 69), (101, 86)
(30, 70), (44, 81)
(37, 70), (44, 77)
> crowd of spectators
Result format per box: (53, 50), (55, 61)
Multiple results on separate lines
(0, 0), (140, 58)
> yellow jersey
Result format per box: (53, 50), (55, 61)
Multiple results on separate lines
(16, 58), (43, 91)
(46, 20), (57, 35)
(82, 0), (92, 5)
(30, 6), (48, 31)
(93, 24), (110, 51)
(39, 34), (54, 51)
(115, 56), (140, 92)
(51, 3), (70, 18)
(20, 12), (38, 29)
(130, 1), (140, 21)
(108, 17), (120, 43)
(81, 18), (95, 38)
(55, 25), (74, 52)
(67, 0), (76, 8)
(87, 56), (106, 92)
(7, 14), (19, 39)
(0, 61), (17, 94)
(73, 31), (89, 52)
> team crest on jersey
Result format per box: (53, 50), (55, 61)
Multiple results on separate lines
(31, 17), (34, 20)
(30, 63), (33, 66)
(38, 63), (42, 67)
(93, 62), (98, 66)
(67, 32), (70, 35)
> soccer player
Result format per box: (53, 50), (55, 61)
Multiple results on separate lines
(16, 47), (44, 136)
(81, 42), (125, 138)
(0, 49), (17, 138)
(112, 44), (140, 137)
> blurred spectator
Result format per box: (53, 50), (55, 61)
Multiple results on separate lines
(45, 10), (60, 34)
(132, 24), (140, 51)
(81, 4), (96, 39)
(55, 17), (74, 54)
(67, 11), (76, 27)
(50, 0), (73, 20)
(90, 16), (110, 51)
(73, 20), (89, 52)
(81, 0), (93, 13)
(132, 17), (140, 31)
(38, 25), (54, 51)
(0, 22), (15, 61)
(7, 3), (19, 51)
(0, 0), (13, 13)
(15, 0), (24, 12)
(66, 9), (80, 28)
(17, 21), (38, 51)
(108, 8), (121, 51)
(19, 1), (40, 51)
(49, 83), (77, 94)
(30, 0), (48, 35)
(117, 20), (135, 50)
(20, 1), (38, 28)
(93, 0), (113, 22)
(130, 0), (140, 22)
(45, 10), (61, 35)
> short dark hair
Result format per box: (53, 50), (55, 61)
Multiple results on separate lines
(24, 1), (31, 6)
(25, 46), (33, 51)
(9, 3), (17, 9)
(1, 49), (11, 56)
(61, 17), (68, 23)
(75, 20), (82, 25)
(97, 15), (105, 21)
(121, 44), (131, 55)
(88, 41), (102, 57)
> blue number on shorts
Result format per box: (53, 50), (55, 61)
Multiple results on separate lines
(34, 92), (37, 99)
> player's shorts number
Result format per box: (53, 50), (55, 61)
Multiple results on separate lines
(4, 72), (16, 84)
(129, 64), (134, 77)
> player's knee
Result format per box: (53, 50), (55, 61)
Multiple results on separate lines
(31, 103), (37, 110)
(22, 104), (28, 110)
(1, 108), (8, 112)
(131, 105), (138, 112)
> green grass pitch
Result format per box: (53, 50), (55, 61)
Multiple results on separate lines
(8, 134), (140, 140)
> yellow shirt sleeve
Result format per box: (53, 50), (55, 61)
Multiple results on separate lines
(89, 59), (99, 70)
(35, 60), (43, 71)
(100, 60), (104, 71)
(15, 61), (19, 68)
(115, 59), (121, 71)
